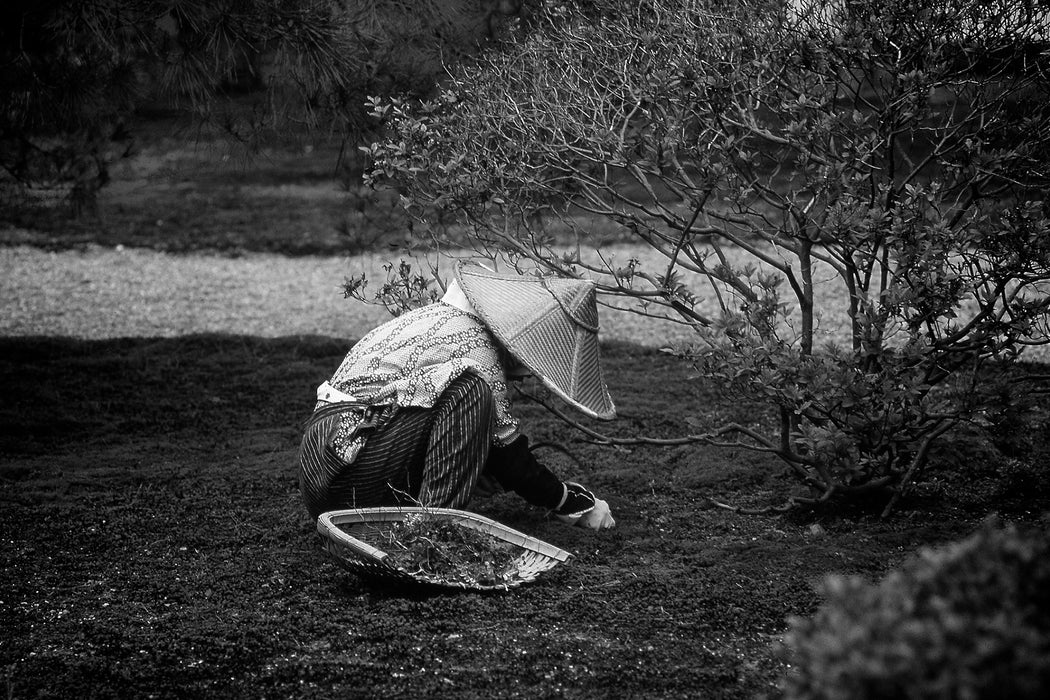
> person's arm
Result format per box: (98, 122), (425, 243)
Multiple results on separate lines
(484, 435), (615, 529)
(485, 434), (564, 508)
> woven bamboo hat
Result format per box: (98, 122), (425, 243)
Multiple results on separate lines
(454, 261), (616, 420)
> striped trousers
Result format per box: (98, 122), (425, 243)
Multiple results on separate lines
(298, 372), (496, 519)
(298, 372), (566, 519)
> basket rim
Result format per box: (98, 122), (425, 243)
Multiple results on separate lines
(318, 506), (574, 562)
(316, 506), (573, 590)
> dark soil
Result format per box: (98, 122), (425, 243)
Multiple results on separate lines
(3, 334), (1048, 699)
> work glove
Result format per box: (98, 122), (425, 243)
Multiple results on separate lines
(554, 482), (615, 530)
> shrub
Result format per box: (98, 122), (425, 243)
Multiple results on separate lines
(363, 0), (1050, 514)
(779, 521), (1050, 699)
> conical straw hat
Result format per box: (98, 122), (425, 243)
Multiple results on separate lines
(454, 261), (616, 420)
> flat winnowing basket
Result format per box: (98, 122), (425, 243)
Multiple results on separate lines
(316, 507), (573, 591)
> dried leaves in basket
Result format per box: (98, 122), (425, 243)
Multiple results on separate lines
(377, 512), (521, 588)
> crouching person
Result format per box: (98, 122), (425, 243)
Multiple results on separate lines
(298, 260), (617, 530)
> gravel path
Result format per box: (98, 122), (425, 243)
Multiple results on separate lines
(3, 244), (1046, 362)
(1, 245), (394, 341)
(0, 244), (698, 347)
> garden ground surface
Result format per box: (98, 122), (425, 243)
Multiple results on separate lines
(2, 131), (1049, 698)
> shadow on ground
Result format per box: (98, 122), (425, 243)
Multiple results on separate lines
(2, 335), (1047, 698)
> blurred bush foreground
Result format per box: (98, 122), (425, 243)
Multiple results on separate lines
(782, 520), (1050, 699)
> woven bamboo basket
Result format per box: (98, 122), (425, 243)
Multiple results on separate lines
(316, 507), (573, 591)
